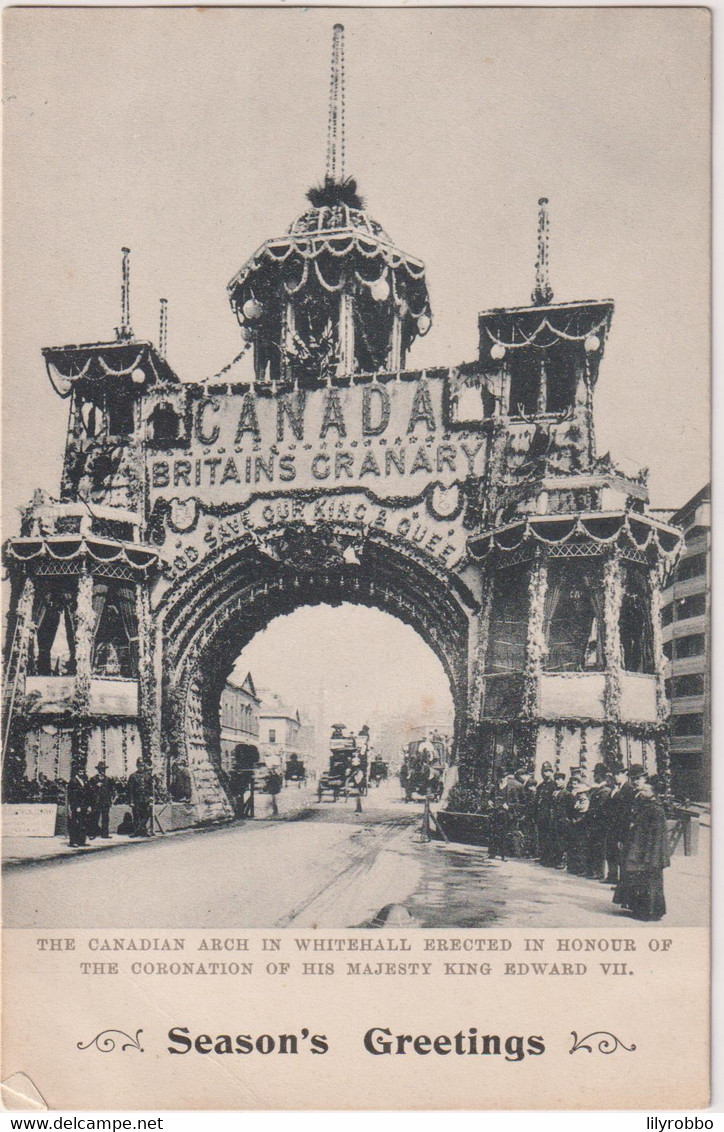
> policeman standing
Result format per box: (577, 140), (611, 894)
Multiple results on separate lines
(128, 758), (153, 837)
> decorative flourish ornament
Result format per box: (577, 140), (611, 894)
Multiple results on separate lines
(77, 1029), (144, 1054)
(569, 1031), (636, 1055)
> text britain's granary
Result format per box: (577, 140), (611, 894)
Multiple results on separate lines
(3, 25), (682, 822)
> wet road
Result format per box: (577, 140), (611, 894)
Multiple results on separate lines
(3, 787), (707, 929)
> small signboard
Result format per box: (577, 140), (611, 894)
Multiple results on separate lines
(2, 804), (58, 837)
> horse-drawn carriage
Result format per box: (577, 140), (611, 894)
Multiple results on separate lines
(284, 754), (307, 787)
(399, 737), (445, 803)
(368, 757), (389, 787)
(317, 724), (369, 802)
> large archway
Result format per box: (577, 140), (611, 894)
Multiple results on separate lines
(155, 525), (477, 818)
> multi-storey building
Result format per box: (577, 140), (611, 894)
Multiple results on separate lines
(258, 692), (303, 773)
(218, 671), (260, 773)
(661, 484), (711, 800)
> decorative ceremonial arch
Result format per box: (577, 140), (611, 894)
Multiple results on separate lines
(1, 32), (684, 819)
(156, 526), (476, 819)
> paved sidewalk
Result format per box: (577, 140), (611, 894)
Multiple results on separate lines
(2, 782), (319, 869)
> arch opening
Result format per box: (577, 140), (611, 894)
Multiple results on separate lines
(157, 530), (474, 814)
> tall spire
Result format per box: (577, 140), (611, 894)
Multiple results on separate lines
(159, 297), (168, 358)
(118, 247), (133, 340)
(532, 197), (554, 305)
(325, 23), (346, 183)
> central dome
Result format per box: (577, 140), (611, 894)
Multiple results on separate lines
(227, 181), (432, 385)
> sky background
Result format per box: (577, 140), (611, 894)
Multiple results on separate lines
(2, 8), (710, 736)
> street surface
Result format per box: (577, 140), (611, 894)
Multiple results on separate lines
(3, 783), (708, 929)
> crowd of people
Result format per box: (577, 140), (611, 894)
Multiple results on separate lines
(485, 761), (671, 922)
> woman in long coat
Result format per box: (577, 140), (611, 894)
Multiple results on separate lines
(613, 781), (670, 921)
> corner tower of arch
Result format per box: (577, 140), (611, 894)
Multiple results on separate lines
(2, 32), (681, 822)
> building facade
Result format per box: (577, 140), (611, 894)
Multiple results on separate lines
(2, 29), (684, 822)
(219, 671), (260, 773)
(661, 484), (711, 800)
(258, 692), (303, 773)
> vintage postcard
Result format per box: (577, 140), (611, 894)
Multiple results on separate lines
(1, 6), (711, 1111)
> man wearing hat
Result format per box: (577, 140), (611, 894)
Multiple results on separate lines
(603, 762), (630, 884)
(128, 758), (154, 837)
(534, 762), (557, 866)
(87, 760), (114, 839)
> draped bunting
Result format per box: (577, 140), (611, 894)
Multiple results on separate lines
(480, 301), (614, 352)
(468, 512), (681, 561)
(227, 205), (432, 339)
(5, 536), (157, 573)
(42, 342), (177, 388)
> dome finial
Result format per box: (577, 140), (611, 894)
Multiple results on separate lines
(326, 24), (346, 183)
(532, 197), (554, 305)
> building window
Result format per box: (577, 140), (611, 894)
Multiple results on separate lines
(149, 400), (180, 442)
(663, 640), (673, 660)
(619, 564), (654, 674)
(268, 729), (276, 744)
(676, 553), (707, 582)
(486, 567), (530, 673)
(674, 593), (706, 622)
(673, 714), (704, 737)
(672, 673), (705, 698)
(508, 354), (539, 417)
(544, 560), (604, 672)
(32, 582), (78, 676)
(684, 526), (708, 546)
(544, 349), (577, 414)
(661, 603), (674, 627)
(674, 634), (706, 659)
(92, 582), (138, 677)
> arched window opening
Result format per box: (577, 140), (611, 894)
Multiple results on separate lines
(32, 583), (78, 675)
(619, 564), (655, 674)
(149, 400), (180, 442)
(486, 567), (530, 672)
(92, 582), (138, 677)
(544, 560), (604, 672)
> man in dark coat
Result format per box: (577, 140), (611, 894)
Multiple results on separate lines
(534, 762), (556, 866)
(488, 772), (513, 861)
(67, 767), (90, 848)
(567, 790), (592, 876)
(586, 762), (612, 880)
(87, 761), (114, 839)
(614, 779), (670, 921)
(604, 762), (636, 884)
(502, 769), (531, 858)
(128, 758), (153, 837)
(550, 771), (572, 868)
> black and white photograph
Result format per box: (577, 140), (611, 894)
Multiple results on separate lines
(1, 6), (711, 1111)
